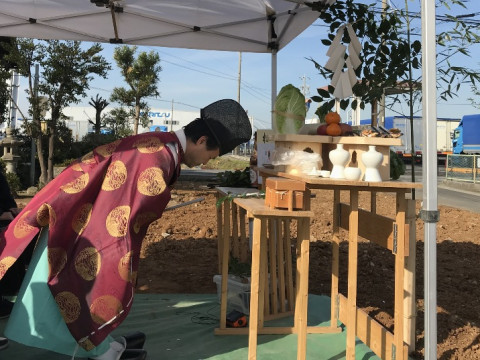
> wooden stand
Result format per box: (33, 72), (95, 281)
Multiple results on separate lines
(214, 195), (341, 360)
(258, 167), (421, 360)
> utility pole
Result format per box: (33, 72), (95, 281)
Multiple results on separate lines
(235, 52), (242, 155)
(170, 99), (174, 131)
(237, 52), (242, 103)
(30, 64), (39, 186)
(299, 74), (310, 99)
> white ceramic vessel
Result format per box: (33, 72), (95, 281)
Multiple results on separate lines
(329, 143), (350, 179)
(344, 167), (362, 181)
(361, 145), (383, 182)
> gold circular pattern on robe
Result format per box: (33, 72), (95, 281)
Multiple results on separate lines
(60, 173), (89, 194)
(48, 247), (67, 278)
(96, 139), (121, 158)
(118, 251), (135, 282)
(0, 256), (17, 278)
(133, 212), (158, 234)
(90, 295), (123, 325)
(72, 203), (93, 235)
(71, 163), (83, 172)
(132, 137), (164, 154)
(106, 205), (131, 237)
(37, 203), (56, 227)
(81, 151), (96, 164)
(55, 291), (81, 324)
(75, 247), (101, 281)
(137, 167), (166, 196)
(13, 210), (36, 239)
(102, 160), (127, 191)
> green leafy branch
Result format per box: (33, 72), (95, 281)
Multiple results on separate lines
(216, 191), (265, 208)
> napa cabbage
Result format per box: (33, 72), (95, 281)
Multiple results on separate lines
(273, 84), (306, 134)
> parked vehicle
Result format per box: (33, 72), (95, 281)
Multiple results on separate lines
(387, 116), (460, 163)
(452, 114), (480, 154)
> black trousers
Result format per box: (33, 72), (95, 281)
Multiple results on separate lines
(0, 224), (36, 296)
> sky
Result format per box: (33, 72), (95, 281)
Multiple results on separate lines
(11, 0), (480, 131)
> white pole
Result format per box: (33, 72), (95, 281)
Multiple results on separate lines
(271, 50), (277, 130)
(421, 0), (438, 359)
(9, 70), (20, 129)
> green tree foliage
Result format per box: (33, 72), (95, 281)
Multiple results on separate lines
(7, 40), (111, 186)
(102, 107), (134, 138)
(88, 94), (109, 135)
(111, 46), (161, 134)
(0, 37), (17, 125)
(309, 0), (480, 119)
(309, 0), (421, 118)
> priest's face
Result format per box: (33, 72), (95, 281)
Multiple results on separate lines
(183, 136), (220, 168)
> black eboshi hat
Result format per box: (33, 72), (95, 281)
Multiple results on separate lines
(201, 99), (252, 156)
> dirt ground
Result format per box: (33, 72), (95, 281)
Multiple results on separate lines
(15, 179), (480, 359)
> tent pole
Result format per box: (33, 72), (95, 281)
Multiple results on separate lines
(271, 50), (277, 129)
(421, 0), (438, 359)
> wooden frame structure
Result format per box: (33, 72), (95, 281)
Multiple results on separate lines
(214, 191), (342, 359)
(259, 167), (421, 360)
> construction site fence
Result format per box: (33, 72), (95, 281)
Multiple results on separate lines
(445, 154), (480, 184)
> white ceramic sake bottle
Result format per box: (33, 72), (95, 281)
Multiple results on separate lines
(361, 145), (383, 182)
(329, 143), (350, 179)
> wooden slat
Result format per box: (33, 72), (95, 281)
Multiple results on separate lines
(219, 200), (231, 330)
(268, 219), (278, 315)
(214, 325), (342, 336)
(338, 294), (409, 360)
(404, 200), (417, 353)
(296, 218), (310, 360)
(247, 217), (263, 360)
(338, 203), (409, 256)
(393, 191), (406, 358)
(216, 193), (223, 273)
(284, 219), (295, 311)
(234, 198), (314, 218)
(276, 220), (287, 313)
(239, 208), (248, 263)
(258, 167), (422, 190)
(231, 203), (239, 259)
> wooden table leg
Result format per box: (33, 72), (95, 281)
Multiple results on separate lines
(296, 217), (310, 360)
(248, 217), (265, 360)
(216, 193), (223, 274)
(268, 219), (278, 315)
(346, 189), (359, 359)
(284, 219), (294, 311)
(394, 191), (406, 359)
(219, 200), (231, 330)
(276, 219), (286, 313)
(331, 189), (340, 328)
(231, 203), (239, 259)
(404, 199), (417, 353)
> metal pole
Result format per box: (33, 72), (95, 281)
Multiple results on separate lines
(170, 99), (174, 132)
(421, 0), (438, 358)
(271, 51), (277, 130)
(237, 52), (242, 104)
(30, 64), (39, 186)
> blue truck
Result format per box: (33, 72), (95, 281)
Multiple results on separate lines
(452, 114), (480, 154)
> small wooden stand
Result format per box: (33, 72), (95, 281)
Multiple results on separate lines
(214, 196), (341, 360)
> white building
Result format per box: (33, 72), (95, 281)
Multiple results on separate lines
(61, 106), (201, 140)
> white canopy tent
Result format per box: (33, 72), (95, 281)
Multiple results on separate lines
(0, 0), (438, 358)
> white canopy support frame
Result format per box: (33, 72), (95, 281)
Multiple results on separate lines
(420, 0), (438, 358)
